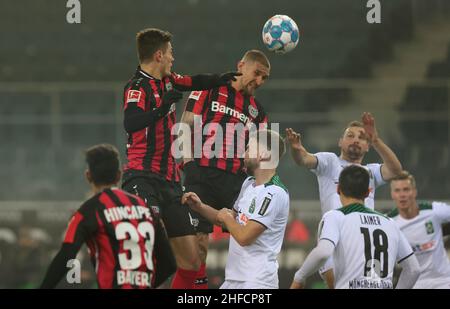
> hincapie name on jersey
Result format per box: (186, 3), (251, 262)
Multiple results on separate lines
(104, 205), (152, 223)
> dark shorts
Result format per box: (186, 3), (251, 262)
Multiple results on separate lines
(183, 161), (246, 234)
(122, 169), (196, 238)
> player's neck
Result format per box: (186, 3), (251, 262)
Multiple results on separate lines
(231, 80), (243, 92)
(140, 63), (163, 80)
(341, 197), (365, 207)
(92, 184), (116, 195)
(398, 202), (419, 219)
(253, 169), (276, 186)
(339, 153), (363, 164)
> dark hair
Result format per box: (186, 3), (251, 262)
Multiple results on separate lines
(242, 50), (271, 69)
(390, 170), (416, 188)
(136, 28), (172, 63)
(85, 144), (120, 185)
(338, 165), (370, 200)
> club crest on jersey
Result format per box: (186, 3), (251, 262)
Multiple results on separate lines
(127, 90), (142, 103)
(249, 198), (256, 214)
(258, 196), (272, 216)
(248, 105), (259, 118)
(425, 220), (434, 234)
(165, 82), (173, 91)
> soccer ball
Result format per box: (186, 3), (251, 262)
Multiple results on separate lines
(262, 15), (299, 54)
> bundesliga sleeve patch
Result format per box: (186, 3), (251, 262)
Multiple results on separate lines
(258, 197), (272, 216)
(126, 90), (142, 103)
(189, 91), (202, 101)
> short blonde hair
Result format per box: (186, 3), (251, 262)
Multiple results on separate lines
(390, 171), (416, 188)
(242, 50), (271, 69)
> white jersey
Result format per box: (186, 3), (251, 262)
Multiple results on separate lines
(319, 203), (414, 289)
(223, 175), (290, 289)
(312, 152), (386, 215)
(388, 201), (450, 289)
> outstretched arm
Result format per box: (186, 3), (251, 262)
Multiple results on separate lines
(182, 192), (222, 225)
(290, 239), (335, 289)
(219, 210), (266, 247)
(40, 212), (88, 288)
(171, 72), (241, 91)
(395, 254), (420, 289)
(362, 112), (402, 180)
(182, 193), (266, 246)
(285, 128), (318, 169)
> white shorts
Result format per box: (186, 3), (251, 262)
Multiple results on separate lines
(220, 280), (277, 289)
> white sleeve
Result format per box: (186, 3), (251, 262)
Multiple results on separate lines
(249, 190), (285, 230)
(232, 177), (252, 212)
(432, 201), (450, 224)
(293, 238), (335, 283)
(367, 163), (386, 188)
(311, 152), (335, 176)
(396, 226), (414, 264)
(396, 253), (420, 289)
(318, 211), (341, 247)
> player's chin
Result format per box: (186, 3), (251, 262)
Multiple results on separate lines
(347, 150), (363, 160)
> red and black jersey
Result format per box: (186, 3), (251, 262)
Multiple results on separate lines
(40, 188), (175, 289)
(185, 85), (268, 174)
(123, 68), (196, 182)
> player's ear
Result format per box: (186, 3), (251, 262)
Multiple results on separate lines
(85, 169), (92, 184)
(338, 137), (343, 148)
(337, 184), (341, 195)
(364, 189), (370, 199)
(154, 49), (163, 63)
(115, 170), (122, 185)
(237, 61), (244, 72)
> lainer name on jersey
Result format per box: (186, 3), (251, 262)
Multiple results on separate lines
(103, 205), (152, 223)
(117, 270), (152, 287)
(359, 214), (381, 226)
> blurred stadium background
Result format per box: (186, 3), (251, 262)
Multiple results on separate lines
(0, 0), (449, 288)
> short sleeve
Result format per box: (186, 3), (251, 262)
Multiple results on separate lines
(367, 163), (386, 188)
(249, 190), (287, 230)
(432, 201), (450, 224)
(396, 227), (414, 263)
(311, 152), (336, 176)
(63, 201), (99, 245)
(318, 210), (341, 247)
(124, 85), (146, 111)
(184, 90), (209, 115)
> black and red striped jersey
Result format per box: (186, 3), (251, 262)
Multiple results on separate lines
(41, 188), (175, 289)
(123, 68), (196, 182)
(184, 85), (268, 174)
